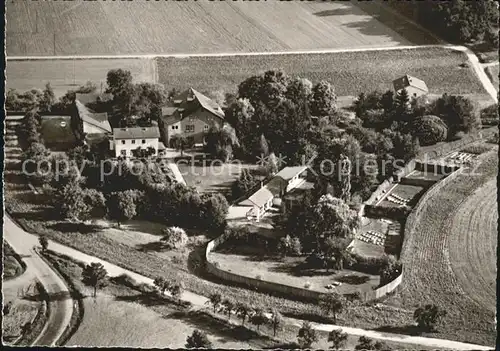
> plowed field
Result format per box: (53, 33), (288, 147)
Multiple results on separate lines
(396, 150), (498, 346)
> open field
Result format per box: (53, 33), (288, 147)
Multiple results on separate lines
(448, 179), (497, 314)
(210, 246), (379, 295)
(157, 47), (489, 98)
(5, 0), (426, 57)
(6, 58), (155, 97)
(392, 149), (498, 346)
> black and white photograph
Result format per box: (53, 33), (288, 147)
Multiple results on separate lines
(2, 0), (498, 349)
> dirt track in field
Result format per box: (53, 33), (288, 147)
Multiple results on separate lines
(448, 179), (497, 314)
(396, 150), (498, 346)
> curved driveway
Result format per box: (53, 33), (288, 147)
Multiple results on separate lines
(4, 216), (74, 346)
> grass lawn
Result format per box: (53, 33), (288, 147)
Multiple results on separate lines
(210, 246), (379, 295)
(157, 47), (488, 97)
(3, 241), (25, 280)
(485, 64), (499, 92)
(176, 161), (261, 198)
(43, 250), (277, 349)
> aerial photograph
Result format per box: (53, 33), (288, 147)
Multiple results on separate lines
(3, 0), (498, 349)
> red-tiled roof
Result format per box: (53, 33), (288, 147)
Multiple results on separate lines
(113, 126), (160, 140)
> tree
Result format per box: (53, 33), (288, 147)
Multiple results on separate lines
(201, 193), (229, 231)
(250, 308), (268, 331)
(319, 292), (345, 323)
(231, 168), (258, 199)
(160, 226), (188, 250)
(328, 328), (348, 350)
(82, 262), (108, 298)
(394, 88), (411, 123)
(106, 69), (136, 118)
(414, 304), (447, 331)
(132, 146), (156, 159)
(153, 276), (168, 295)
(270, 308), (283, 337)
(255, 133), (270, 158)
(22, 142), (52, 185)
(355, 336), (374, 350)
(379, 255), (402, 286)
(411, 115), (448, 146)
(208, 293), (222, 313)
(321, 236), (355, 272)
(185, 329), (213, 349)
(205, 124), (239, 162)
(171, 135), (188, 156)
(297, 321), (318, 349)
(431, 94), (478, 136)
(235, 302), (252, 326)
(286, 77), (313, 103)
(40, 82), (56, 113)
(38, 235), (49, 252)
(168, 282), (183, 302)
(221, 298), (235, 321)
(312, 194), (359, 242)
(107, 190), (138, 225)
(310, 81), (337, 116)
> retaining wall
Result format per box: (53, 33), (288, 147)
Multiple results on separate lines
(399, 177), (437, 188)
(205, 235), (403, 302)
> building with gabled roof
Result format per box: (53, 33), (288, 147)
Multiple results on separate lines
(392, 75), (429, 99)
(159, 88), (225, 147)
(238, 166), (311, 222)
(110, 126), (165, 158)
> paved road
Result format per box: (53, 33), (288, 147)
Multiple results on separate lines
(4, 215), (492, 350)
(4, 216), (74, 346)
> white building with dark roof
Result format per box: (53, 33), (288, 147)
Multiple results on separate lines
(110, 126), (165, 158)
(392, 74), (429, 99)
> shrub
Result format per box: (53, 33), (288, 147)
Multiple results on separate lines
(414, 304), (447, 331)
(379, 255), (402, 286)
(460, 144), (491, 155)
(161, 226), (188, 250)
(110, 273), (138, 289)
(411, 115), (448, 146)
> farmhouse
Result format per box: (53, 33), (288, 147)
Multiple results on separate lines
(239, 166), (311, 222)
(159, 88), (224, 147)
(72, 94), (112, 144)
(110, 126), (165, 158)
(392, 74), (429, 98)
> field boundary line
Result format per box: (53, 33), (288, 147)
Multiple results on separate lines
(6, 44), (474, 61)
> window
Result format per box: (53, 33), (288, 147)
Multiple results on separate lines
(172, 126), (175, 130)
(121, 140), (125, 144)
(120, 150), (127, 156)
(132, 140), (136, 144)
(203, 125), (209, 131)
(142, 139), (146, 144)
(185, 125), (195, 133)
